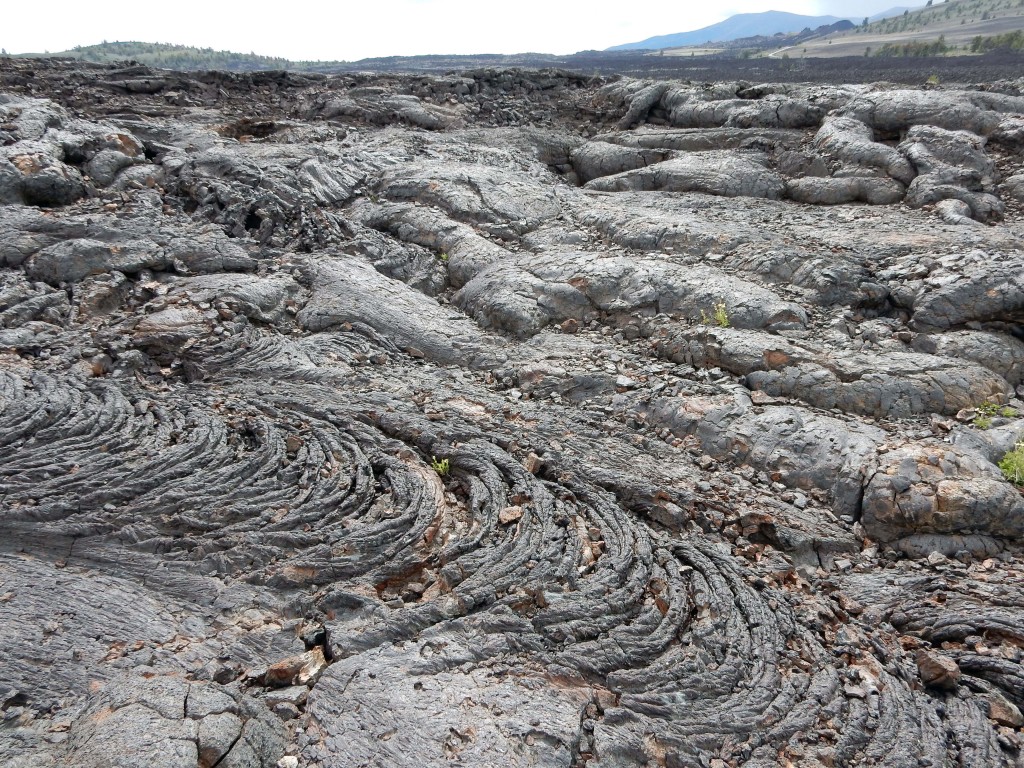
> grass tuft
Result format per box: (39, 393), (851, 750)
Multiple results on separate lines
(999, 442), (1024, 486)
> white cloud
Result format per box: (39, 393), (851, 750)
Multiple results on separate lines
(1, 0), (915, 61)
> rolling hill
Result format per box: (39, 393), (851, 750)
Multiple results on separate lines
(763, 0), (1024, 57)
(10, 41), (310, 71)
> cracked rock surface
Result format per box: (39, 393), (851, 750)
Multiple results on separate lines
(1, 57), (1024, 768)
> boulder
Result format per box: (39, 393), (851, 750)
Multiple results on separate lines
(584, 151), (785, 199)
(862, 443), (1024, 542)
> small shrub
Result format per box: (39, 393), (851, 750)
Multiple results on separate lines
(974, 405), (1007, 430)
(430, 456), (450, 476)
(973, 401), (1013, 429)
(438, 252), (449, 262)
(713, 302), (730, 328)
(699, 302), (730, 327)
(999, 443), (1024, 486)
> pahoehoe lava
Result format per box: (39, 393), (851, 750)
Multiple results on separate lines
(1, 56), (1023, 767)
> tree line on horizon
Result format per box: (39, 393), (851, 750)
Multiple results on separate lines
(16, 41), (341, 71)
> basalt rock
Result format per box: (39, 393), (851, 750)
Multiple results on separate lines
(652, 324), (1011, 418)
(786, 175), (906, 206)
(1, 57), (1023, 768)
(0, 149), (87, 206)
(580, 80), (1024, 222)
(454, 252), (807, 338)
(583, 150), (785, 198)
(862, 442), (1024, 543)
(912, 330), (1024, 387)
(884, 249), (1024, 332)
(812, 115), (916, 185)
(836, 88), (1024, 136)
(570, 141), (671, 185)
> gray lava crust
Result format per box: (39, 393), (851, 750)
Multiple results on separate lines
(1, 57), (1024, 768)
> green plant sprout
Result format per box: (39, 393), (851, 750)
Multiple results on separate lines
(973, 402), (1016, 429)
(699, 302), (730, 328)
(431, 456), (450, 476)
(713, 302), (730, 328)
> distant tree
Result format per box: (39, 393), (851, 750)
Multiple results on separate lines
(969, 29), (1024, 53)
(863, 17), (869, 27)
(873, 36), (952, 57)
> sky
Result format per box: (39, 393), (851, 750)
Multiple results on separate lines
(2, 0), (909, 61)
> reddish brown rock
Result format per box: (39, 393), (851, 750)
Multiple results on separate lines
(916, 650), (960, 691)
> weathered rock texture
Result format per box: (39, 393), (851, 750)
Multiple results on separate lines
(1, 57), (1023, 768)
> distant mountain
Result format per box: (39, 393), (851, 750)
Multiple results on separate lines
(607, 11), (851, 50)
(716, 19), (857, 51)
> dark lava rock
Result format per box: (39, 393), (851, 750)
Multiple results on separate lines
(1, 56), (1023, 768)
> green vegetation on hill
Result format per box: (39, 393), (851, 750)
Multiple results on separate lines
(970, 28), (1024, 49)
(765, 0), (1024, 59)
(855, 0), (1024, 37)
(18, 41), (335, 72)
(871, 27), (1024, 55)
(873, 36), (953, 55)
